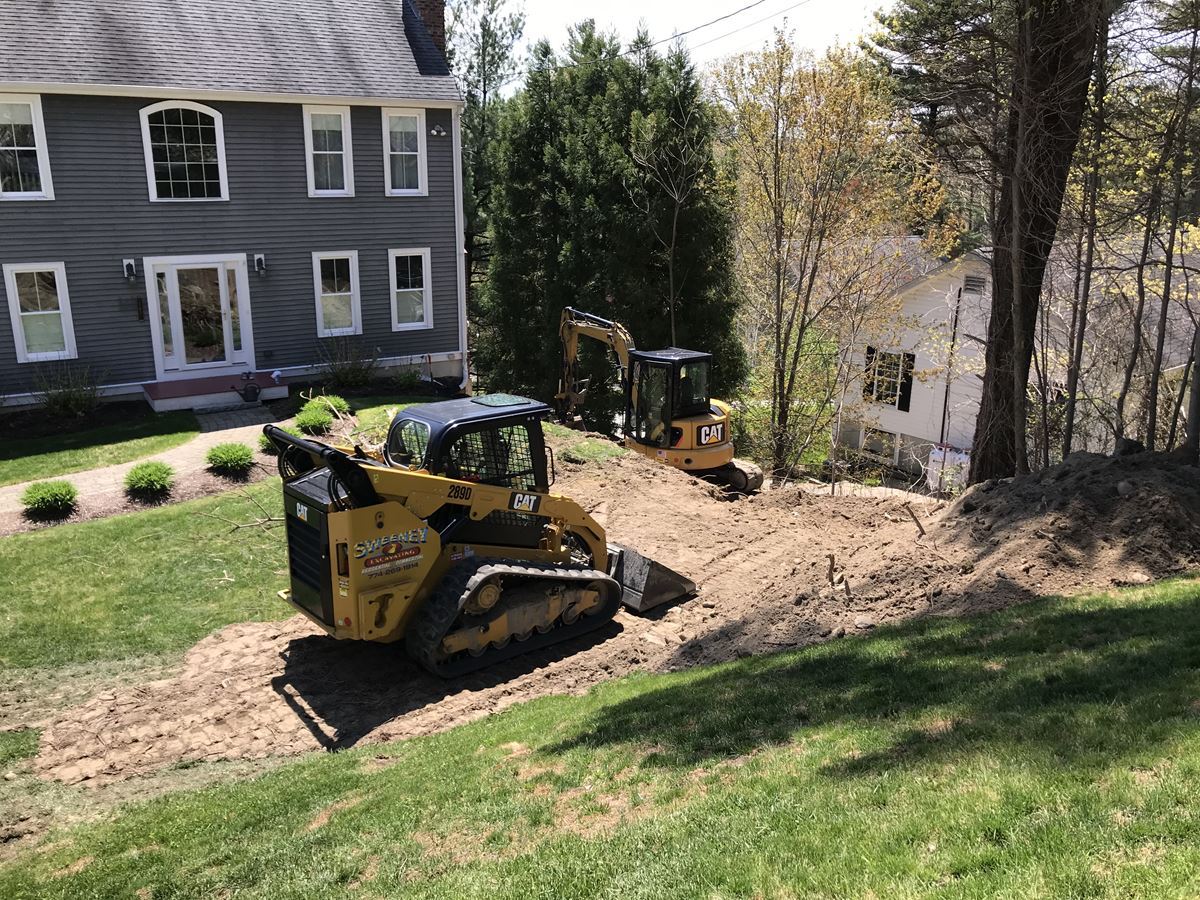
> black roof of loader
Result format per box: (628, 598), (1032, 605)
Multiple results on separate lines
(400, 393), (552, 429)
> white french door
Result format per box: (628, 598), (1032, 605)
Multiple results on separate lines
(145, 255), (253, 378)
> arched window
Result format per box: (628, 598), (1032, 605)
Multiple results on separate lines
(139, 101), (228, 201)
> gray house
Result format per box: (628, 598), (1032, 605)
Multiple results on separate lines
(0, 0), (466, 410)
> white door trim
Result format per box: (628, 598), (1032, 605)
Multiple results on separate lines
(142, 252), (255, 382)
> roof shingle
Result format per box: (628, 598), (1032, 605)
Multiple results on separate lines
(0, 0), (460, 102)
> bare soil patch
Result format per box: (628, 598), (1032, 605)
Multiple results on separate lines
(32, 446), (1200, 786)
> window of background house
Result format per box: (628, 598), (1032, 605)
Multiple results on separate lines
(3, 262), (76, 362)
(863, 346), (916, 412)
(303, 106), (354, 197)
(0, 95), (53, 200)
(311, 251), (361, 337)
(388, 248), (432, 330)
(963, 274), (987, 294)
(382, 108), (427, 195)
(140, 101), (228, 201)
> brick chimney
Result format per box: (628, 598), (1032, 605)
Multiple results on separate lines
(412, 0), (446, 54)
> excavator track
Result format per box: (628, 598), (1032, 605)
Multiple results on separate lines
(702, 458), (765, 495)
(406, 558), (621, 677)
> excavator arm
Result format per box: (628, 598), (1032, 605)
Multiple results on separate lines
(555, 307), (637, 422)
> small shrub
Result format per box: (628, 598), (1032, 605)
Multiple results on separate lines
(124, 461), (175, 501)
(206, 442), (255, 478)
(295, 406), (334, 435)
(391, 368), (423, 392)
(303, 394), (350, 416)
(33, 363), (101, 418)
(318, 337), (379, 390)
(259, 426), (301, 455)
(21, 480), (78, 519)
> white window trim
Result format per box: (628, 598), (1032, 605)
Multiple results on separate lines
(382, 108), (428, 197)
(387, 247), (434, 332)
(0, 93), (54, 201)
(139, 100), (230, 202)
(311, 251), (362, 337)
(302, 105), (355, 198)
(3, 261), (77, 363)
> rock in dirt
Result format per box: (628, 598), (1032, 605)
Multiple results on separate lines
(853, 616), (876, 630)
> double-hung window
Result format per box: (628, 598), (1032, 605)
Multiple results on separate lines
(303, 106), (354, 197)
(0, 94), (53, 200)
(139, 101), (228, 201)
(863, 346), (915, 412)
(3, 262), (76, 362)
(388, 248), (433, 330)
(382, 108), (427, 196)
(312, 251), (362, 337)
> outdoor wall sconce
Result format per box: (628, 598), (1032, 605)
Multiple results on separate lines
(429, 124), (447, 137)
(123, 259), (137, 282)
(254, 253), (267, 277)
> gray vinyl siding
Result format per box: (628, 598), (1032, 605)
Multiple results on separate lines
(0, 94), (462, 396)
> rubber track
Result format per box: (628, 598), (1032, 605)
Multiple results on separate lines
(405, 558), (621, 677)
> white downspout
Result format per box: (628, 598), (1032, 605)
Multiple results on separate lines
(451, 105), (470, 392)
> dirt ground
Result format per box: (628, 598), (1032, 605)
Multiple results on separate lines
(24, 441), (1200, 793)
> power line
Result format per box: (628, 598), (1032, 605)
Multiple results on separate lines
(686, 0), (817, 55)
(646, 0), (770, 50)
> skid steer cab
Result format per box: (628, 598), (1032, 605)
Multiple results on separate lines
(263, 393), (695, 676)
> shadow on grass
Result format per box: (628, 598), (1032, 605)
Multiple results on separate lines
(552, 582), (1200, 776)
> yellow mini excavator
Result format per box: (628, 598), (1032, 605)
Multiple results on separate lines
(556, 307), (764, 493)
(263, 394), (695, 676)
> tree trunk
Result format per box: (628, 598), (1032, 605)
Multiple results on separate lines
(970, 0), (1103, 483)
(1187, 325), (1200, 463)
(1062, 10), (1109, 457)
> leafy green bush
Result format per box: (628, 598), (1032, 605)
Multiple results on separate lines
(295, 406), (333, 435)
(124, 461), (175, 501)
(21, 480), (78, 518)
(33, 363), (101, 418)
(259, 426), (301, 455)
(303, 395), (350, 416)
(391, 368), (423, 392)
(206, 442), (255, 477)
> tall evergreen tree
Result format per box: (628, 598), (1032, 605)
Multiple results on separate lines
(476, 25), (744, 428)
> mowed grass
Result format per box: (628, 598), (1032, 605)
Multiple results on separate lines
(3, 578), (1199, 898)
(344, 395), (441, 442)
(0, 480), (290, 670)
(543, 421), (626, 464)
(0, 410), (199, 486)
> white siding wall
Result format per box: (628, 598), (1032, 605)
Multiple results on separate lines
(838, 257), (992, 473)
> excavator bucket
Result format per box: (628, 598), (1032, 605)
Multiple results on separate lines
(608, 543), (696, 613)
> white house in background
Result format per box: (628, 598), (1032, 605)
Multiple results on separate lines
(835, 248), (993, 489)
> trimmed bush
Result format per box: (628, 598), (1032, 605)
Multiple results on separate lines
(304, 394), (350, 416)
(21, 480), (78, 519)
(259, 426), (301, 456)
(206, 442), (255, 478)
(295, 406), (334, 435)
(124, 461), (175, 501)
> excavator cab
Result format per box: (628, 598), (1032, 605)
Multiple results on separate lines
(628, 349), (714, 447)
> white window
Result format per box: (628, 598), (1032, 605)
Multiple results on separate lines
(303, 106), (354, 197)
(864, 346), (915, 412)
(0, 94), (53, 200)
(388, 248), (433, 331)
(311, 251), (362, 337)
(139, 101), (229, 202)
(382, 108), (427, 196)
(3, 262), (77, 362)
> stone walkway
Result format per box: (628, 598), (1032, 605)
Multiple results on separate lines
(0, 406), (278, 515)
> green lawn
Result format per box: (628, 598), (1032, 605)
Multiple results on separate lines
(544, 421), (626, 465)
(0, 480), (290, 670)
(3, 577), (1198, 898)
(343, 395), (441, 443)
(0, 410), (198, 486)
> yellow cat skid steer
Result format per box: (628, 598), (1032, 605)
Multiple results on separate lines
(263, 394), (695, 676)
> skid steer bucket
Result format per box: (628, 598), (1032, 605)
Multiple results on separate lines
(608, 543), (697, 613)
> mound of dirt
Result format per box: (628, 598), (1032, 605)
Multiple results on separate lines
(33, 447), (1200, 785)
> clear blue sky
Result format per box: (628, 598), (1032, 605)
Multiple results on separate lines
(517, 0), (884, 66)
